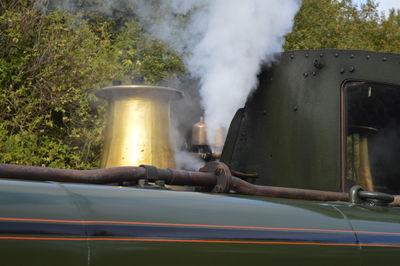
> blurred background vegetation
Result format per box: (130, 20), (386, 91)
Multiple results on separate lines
(0, 0), (399, 169)
(0, 0), (185, 168)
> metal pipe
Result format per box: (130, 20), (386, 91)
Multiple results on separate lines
(1, 163), (398, 205)
(230, 176), (349, 202)
(0, 163), (216, 187)
(0, 163), (146, 184)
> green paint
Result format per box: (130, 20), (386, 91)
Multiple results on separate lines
(222, 49), (400, 192)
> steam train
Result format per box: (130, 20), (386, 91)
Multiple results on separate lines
(1, 49), (400, 266)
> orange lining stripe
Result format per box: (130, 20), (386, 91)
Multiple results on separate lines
(0, 217), (399, 236)
(0, 236), (399, 247)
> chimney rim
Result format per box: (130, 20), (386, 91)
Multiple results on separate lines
(94, 85), (183, 101)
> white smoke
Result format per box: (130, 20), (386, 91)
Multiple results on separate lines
(134, 0), (301, 143)
(37, 0), (301, 145)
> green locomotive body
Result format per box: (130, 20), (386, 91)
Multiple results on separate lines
(0, 178), (399, 266)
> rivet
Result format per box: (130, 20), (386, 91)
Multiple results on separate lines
(383, 57), (387, 62)
(262, 110), (267, 115)
(320, 53), (324, 58)
(290, 54), (294, 59)
(312, 71), (316, 76)
(293, 105), (298, 111)
(215, 167), (223, 176)
(366, 55), (370, 60)
(138, 179), (149, 187)
(349, 66), (355, 72)
(155, 180), (165, 187)
(305, 53), (309, 58)
(313, 59), (323, 69)
(214, 185), (223, 193)
(303, 72), (309, 77)
(340, 68), (345, 74)
(335, 53), (339, 58)
(350, 54), (355, 59)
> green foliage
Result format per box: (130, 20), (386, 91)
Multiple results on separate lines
(284, 0), (400, 53)
(0, 2), (184, 168)
(114, 21), (185, 84)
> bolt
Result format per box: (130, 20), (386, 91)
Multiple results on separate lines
(155, 180), (165, 187)
(312, 71), (316, 76)
(138, 179), (148, 187)
(313, 59), (323, 69)
(303, 72), (309, 77)
(349, 66), (355, 72)
(366, 55), (371, 60)
(305, 53), (309, 58)
(214, 185), (223, 193)
(290, 54), (294, 59)
(320, 53), (324, 58)
(215, 167), (223, 176)
(383, 57), (387, 62)
(350, 54), (355, 59)
(340, 68), (345, 74)
(293, 105), (298, 111)
(335, 53), (339, 58)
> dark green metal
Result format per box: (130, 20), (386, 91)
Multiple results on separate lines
(333, 202), (400, 266)
(0, 179), (360, 266)
(221, 49), (400, 192)
(1, 178), (400, 265)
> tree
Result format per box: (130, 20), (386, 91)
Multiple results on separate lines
(284, 0), (400, 53)
(0, 1), (184, 168)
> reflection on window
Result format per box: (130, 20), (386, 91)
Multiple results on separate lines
(346, 81), (400, 194)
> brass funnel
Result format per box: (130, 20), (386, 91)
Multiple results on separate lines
(96, 85), (182, 169)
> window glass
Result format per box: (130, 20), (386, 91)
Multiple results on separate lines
(345, 81), (400, 194)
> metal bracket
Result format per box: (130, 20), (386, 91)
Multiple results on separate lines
(140, 165), (158, 181)
(349, 185), (394, 206)
(204, 161), (232, 193)
(349, 185), (364, 204)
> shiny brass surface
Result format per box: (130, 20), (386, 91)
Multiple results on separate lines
(347, 134), (374, 191)
(192, 116), (207, 146)
(96, 85), (182, 169)
(358, 136), (374, 191)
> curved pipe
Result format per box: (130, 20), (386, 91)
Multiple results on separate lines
(0, 163), (398, 205)
(230, 176), (349, 202)
(0, 163), (217, 187)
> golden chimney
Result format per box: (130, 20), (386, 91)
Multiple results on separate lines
(95, 85), (182, 169)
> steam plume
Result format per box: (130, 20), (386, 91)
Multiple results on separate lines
(37, 0), (301, 144)
(134, 0), (301, 142)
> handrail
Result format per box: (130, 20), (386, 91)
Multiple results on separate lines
(0, 163), (398, 206)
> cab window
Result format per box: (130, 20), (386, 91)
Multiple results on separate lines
(345, 81), (400, 194)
